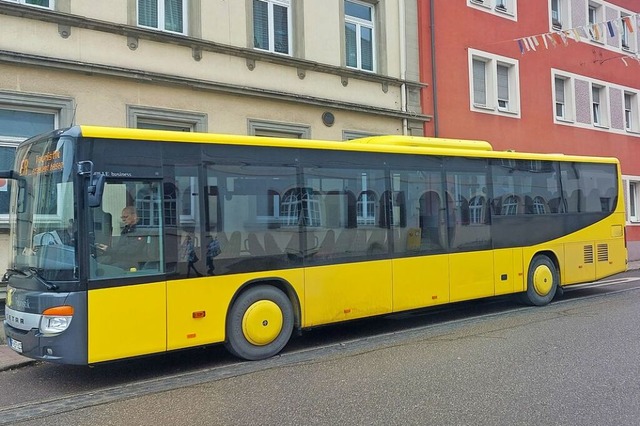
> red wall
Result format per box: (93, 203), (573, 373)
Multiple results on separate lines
(418, 0), (640, 256)
(418, 0), (640, 175)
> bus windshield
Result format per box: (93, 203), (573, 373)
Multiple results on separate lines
(9, 134), (77, 282)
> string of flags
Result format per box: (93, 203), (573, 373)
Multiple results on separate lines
(515, 13), (640, 66)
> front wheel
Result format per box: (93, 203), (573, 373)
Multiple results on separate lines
(225, 285), (294, 360)
(523, 255), (559, 306)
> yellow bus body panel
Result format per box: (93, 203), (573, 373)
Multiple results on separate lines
(167, 269), (304, 351)
(449, 251), (495, 302)
(88, 282), (167, 363)
(304, 261), (392, 327)
(493, 248), (524, 295)
(392, 254), (449, 311)
(522, 213), (626, 287)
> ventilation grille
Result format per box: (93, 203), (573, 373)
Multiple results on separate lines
(597, 244), (609, 262)
(584, 245), (594, 264)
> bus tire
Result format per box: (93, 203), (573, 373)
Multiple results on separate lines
(225, 285), (294, 361)
(524, 255), (558, 306)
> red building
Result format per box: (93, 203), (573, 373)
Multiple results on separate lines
(419, 0), (640, 260)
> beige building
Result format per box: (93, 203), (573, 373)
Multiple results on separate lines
(0, 0), (427, 272)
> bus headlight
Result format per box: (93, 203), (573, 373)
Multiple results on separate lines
(40, 305), (74, 334)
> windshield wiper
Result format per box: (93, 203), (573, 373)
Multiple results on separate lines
(4, 267), (60, 291)
(25, 267), (59, 291)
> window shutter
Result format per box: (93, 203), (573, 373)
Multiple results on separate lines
(138, 0), (159, 28)
(253, 0), (269, 50)
(555, 78), (565, 103)
(360, 27), (374, 71)
(472, 59), (487, 106)
(164, 0), (184, 33)
(345, 23), (358, 68)
(497, 64), (509, 102)
(273, 3), (289, 54)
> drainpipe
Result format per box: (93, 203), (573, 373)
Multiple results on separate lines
(399, 0), (408, 135)
(430, 0), (439, 136)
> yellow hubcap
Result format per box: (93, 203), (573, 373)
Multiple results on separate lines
(242, 300), (283, 346)
(533, 265), (553, 296)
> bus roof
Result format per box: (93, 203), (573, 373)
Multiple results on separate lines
(75, 125), (619, 165)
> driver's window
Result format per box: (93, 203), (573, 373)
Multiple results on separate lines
(90, 180), (164, 279)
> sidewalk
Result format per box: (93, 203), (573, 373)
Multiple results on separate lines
(0, 345), (35, 371)
(0, 260), (639, 372)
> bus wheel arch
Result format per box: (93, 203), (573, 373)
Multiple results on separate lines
(523, 252), (560, 306)
(225, 279), (299, 360)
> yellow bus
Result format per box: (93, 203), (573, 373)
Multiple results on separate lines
(1, 126), (627, 364)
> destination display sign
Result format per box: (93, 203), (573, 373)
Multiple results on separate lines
(20, 150), (64, 176)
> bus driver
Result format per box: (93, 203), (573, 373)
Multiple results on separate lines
(96, 206), (147, 270)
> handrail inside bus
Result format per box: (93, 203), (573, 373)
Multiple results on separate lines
(351, 136), (494, 151)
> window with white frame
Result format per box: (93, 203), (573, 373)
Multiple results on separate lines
(2, 0), (53, 8)
(554, 77), (566, 119)
(553, 76), (575, 121)
(550, 0), (571, 31)
(591, 84), (607, 127)
(137, 0), (187, 34)
(496, 64), (510, 111)
(253, 0), (292, 55)
(469, 50), (520, 116)
(467, 0), (517, 19)
(628, 180), (639, 222)
(621, 13), (636, 52)
(588, 2), (603, 40)
(625, 92), (638, 132)
(344, 0), (375, 72)
(472, 59), (488, 107)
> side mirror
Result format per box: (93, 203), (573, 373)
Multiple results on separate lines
(88, 173), (106, 208)
(0, 170), (26, 213)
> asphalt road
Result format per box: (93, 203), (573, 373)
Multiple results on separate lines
(2, 272), (640, 425)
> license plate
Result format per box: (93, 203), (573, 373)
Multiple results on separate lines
(8, 337), (23, 353)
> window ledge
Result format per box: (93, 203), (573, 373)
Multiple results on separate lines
(593, 123), (610, 130)
(473, 104), (495, 111)
(497, 108), (519, 115)
(555, 117), (575, 124)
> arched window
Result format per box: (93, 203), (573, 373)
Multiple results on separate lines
(356, 190), (377, 225)
(469, 196), (487, 224)
(532, 196), (548, 215)
(501, 194), (520, 215)
(281, 187), (321, 227)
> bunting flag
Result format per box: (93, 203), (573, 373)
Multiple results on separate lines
(514, 14), (640, 66)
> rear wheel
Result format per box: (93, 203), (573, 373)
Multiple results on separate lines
(523, 255), (559, 306)
(225, 285), (294, 360)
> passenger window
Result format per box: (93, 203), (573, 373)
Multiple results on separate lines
(90, 180), (164, 279)
(445, 157), (491, 251)
(303, 166), (387, 262)
(203, 163), (297, 274)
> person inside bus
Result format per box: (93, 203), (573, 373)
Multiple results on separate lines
(60, 219), (77, 247)
(96, 206), (147, 270)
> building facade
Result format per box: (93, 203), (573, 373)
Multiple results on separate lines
(0, 0), (428, 270)
(419, 0), (640, 259)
